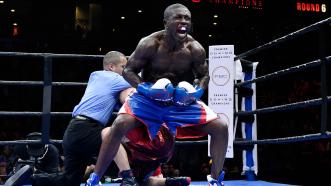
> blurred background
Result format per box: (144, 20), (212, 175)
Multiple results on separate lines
(0, 0), (329, 55)
(0, 0), (330, 185)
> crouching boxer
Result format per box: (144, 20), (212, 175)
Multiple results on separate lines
(87, 4), (228, 186)
(101, 123), (191, 186)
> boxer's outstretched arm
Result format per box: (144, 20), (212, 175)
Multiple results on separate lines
(123, 37), (155, 88)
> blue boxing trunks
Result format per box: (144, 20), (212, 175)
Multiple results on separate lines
(119, 92), (219, 140)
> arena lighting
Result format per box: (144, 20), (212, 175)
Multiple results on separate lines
(12, 24), (18, 37)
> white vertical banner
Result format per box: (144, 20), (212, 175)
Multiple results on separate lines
(208, 45), (234, 158)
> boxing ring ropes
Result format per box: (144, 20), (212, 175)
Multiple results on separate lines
(0, 17), (330, 186)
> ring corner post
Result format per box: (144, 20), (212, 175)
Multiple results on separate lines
(241, 61), (259, 181)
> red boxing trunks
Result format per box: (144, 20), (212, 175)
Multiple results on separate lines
(124, 125), (174, 182)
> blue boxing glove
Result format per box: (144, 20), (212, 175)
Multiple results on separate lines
(86, 172), (102, 186)
(137, 78), (174, 102)
(173, 81), (204, 106)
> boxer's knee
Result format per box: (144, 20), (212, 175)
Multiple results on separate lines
(217, 119), (228, 132)
(206, 119), (228, 136)
(111, 114), (137, 136)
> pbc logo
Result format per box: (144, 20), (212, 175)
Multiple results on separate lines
(211, 66), (230, 86)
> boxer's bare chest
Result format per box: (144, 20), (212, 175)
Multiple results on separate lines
(149, 45), (192, 74)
